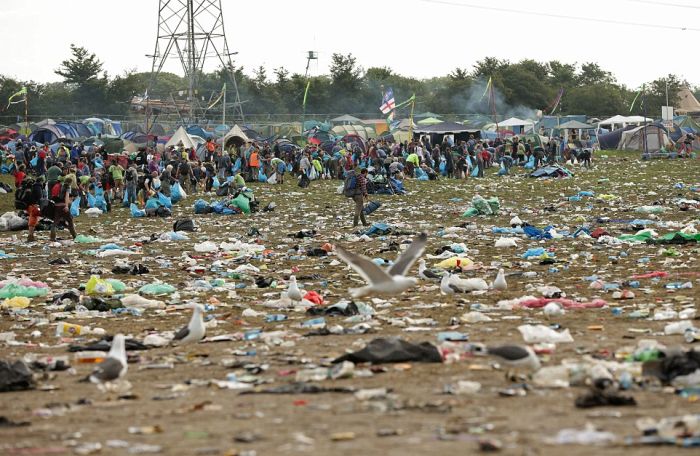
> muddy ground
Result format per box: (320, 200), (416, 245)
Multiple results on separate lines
(0, 152), (699, 455)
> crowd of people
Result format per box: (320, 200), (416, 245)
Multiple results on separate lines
(2, 130), (595, 242)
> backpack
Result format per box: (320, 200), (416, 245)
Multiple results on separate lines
(343, 174), (357, 197)
(14, 180), (35, 210)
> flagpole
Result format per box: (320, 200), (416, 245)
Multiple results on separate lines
(24, 91), (29, 136)
(408, 95), (415, 145)
(222, 84), (226, 127)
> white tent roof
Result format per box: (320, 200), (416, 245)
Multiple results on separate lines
(498, 117), (534, 127)
(165, 126), (198, 149)
(223, 124), (250, 144)
(598, 115), (652, 125)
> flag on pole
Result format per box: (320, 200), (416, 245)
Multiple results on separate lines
(302, 80), (311, 109)
(379, 87), (395, 114)
(547, 88), (564, 114)
(6, 87), (27, 109)
(393, 93), (415, 110)
(480, 77), (492, 101)
(206, 83), (226, 110)
(629, 85), (644, 113)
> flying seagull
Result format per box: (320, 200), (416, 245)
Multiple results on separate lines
(172, 303), (206, 345)
(89, 333), (128, 385)
(287, 275), (303, 303)
(335, 232), (427, 298)
(492, 268), (507, 291)
(418, 259), (442, 281)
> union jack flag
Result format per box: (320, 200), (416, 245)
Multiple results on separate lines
(379, 87), (395, 114)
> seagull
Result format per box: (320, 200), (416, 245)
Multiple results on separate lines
(492, 269), (507, 291)
(172, 303), (206, 345)
(287, 275), (303, 303)
(448, 274), (489, 292)
(441, 272), (456, 294)
(335, 232), (427, 298)
(475, 343), (541, 379)
(89, 333), (128, 385)
(418, 259), (441, 281)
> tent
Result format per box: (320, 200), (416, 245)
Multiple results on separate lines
(675, 86), (700, 115)
(186, 125), (213, 139)
(414, 112), (441, 120)
(331, 124), (376, 141)
(331, 114), (362, 124)
(417, 117), (443, 125)
(413, 121), (472, 134)
(674, 115), (700, 133)
(618, 125), (669, 153)
(598, 115), (651, 130)
(498, 117), (535, 128)
(598, 125), (636, 150)
(223, 124), (250, 149)
(165, 126), (199, 149)
(557, 120), (594, 130)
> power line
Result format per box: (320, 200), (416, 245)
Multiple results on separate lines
(419, 0), (700, 32)
(627, 0), (700, 10)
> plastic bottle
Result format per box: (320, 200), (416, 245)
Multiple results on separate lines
(619, 371), (633, 390)
(265, 314), (288, 322)
(55, 322), (90, 337)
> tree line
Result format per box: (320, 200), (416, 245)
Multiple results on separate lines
(0, 44), (697, 123)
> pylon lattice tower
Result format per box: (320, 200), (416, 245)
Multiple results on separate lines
(147, 0), (244, 125)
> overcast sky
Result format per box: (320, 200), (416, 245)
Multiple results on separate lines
(1, 0), (698, 89)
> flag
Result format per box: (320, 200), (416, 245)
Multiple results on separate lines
(302, 80), (311, 109)
(547, 88), (564, 114)
(393, 93), (415, 110)
(6, 86), (27, 109)
(206, 83), (226, 110)
(629, 85), (644, 113)
(480, 77), (492, 101)
(380, 87), (395, 114)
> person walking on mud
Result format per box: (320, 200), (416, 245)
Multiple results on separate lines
(344, 167), (369, 228)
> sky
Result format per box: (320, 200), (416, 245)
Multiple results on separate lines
(1, 0), (698, 89)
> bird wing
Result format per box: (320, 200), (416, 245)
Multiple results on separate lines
(90, 357), (124, 382)
(172, 325), (190, 341)
(335, 246), (393, 285)
(388, 232), (427, 276)
(487, 345), (529, 361)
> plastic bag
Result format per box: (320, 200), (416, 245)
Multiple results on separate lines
(1, 296), (31, 309)
(74, 234), (102, 243)
(105, 279), (126, 293)
(70, 197), (81, 217)
(486, 197), (500, 214)
(172, 182), (186, 202)
(122, 189), (130, 207)
(212, 176), (220, 189)
(462, 207), (479, 217)
(258, 168), (267, 182)
(267, 173), (277, 184)
(139, 283), (176, 296)
(85, 275), (115, 296)
(472, 195), (492, 215)
(130, 203), (146, 218)
(436, 257), (474, 269)
(232, 194), (251, 214)
(0, 283), (48, 299)
(157, 192), (172, 209)
(194, 241), (218, 252)
(193, 199), (211, 214)
(87, 192), (97, 208)
(470, 165), (480, 177)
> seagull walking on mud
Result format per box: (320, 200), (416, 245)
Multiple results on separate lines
(172, 303), (206, 345)
(89, 333), (128, 391)
(418, 259), (442, 281)
(492, 269), (508, 291)
(335, 232), (427, 298)
(474, 343), (541, 379)
(286, 275), (303, 303)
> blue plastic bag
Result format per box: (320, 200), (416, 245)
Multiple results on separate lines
(212, 176), (220, 189)
(439, 161), (447, 175)
(194, 199), (211, 214)
(524, 155), (535, 170)
(122, 189), (130, 207)
(145, 198), (161, 210)
(362, 201), (381, 215)
(171, 183), (183, 203)
(470, 166), (480, 177)
(258, 168), (267, 182)
(158, 192), (172, 209)
(30, 156), (38, 167)
(130, 203), (146, 218)
(87, 193), (96, 208)
(286, 163), (293, 173)
(232, 158), (241, 173)
(70, 197), (81, 217)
